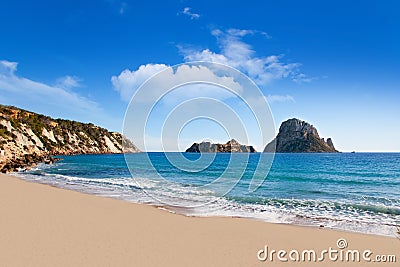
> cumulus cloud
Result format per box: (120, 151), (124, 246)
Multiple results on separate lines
(0, 60), (104, 122)
(180, 7), (200, 19)
(111, 63), (168, 101)
(111, 63), (243, 103)
(180, 28), (310, 85)
(111, 28), (310, 106)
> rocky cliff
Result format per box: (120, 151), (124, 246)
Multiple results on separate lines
(186, 139), (256, 153)
(0, 105), (140, 172)
(264, 118), (337, 153)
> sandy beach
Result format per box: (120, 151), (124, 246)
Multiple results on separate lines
(0, 173), (398, 267)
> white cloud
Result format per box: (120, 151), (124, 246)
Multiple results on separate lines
(112, 28), (309, 107)
(0, 60), (18, 74)
(111, 63), (243, 103)
(55, 75), (82, 90)
(266, 94), (295, 103)
(177, 48), (229, 65)
(0, 60), (104, 123)
(111, 63), (169, 101)
(181, 7), (200, 20)
(292, 73), (315, 84)
(180, 28), (311, 85)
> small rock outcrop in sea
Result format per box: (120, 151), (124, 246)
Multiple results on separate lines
(186, 139), (256, 153)
(0, 104), (141, 172)
(264, 118), (338, 153)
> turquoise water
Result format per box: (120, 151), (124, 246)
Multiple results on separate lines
(15, 153), (400, 236)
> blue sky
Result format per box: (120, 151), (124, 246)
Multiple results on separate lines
(0, 0), (399, 151)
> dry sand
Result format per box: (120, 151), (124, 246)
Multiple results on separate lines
(0, 173), (399, 266)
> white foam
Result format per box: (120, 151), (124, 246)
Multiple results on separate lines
(13, 171), (400, 237)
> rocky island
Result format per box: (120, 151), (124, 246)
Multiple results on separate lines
(186, 139), (256, 153)
(0, 105), (140, 172)
(264, 118), (338, 153)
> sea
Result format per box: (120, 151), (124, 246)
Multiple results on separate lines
(13, 152), (400, 237)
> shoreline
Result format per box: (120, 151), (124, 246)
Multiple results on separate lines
(1, 173), (399, 266)
(11, 169), (400, 239)
(158, 204), (399, 239)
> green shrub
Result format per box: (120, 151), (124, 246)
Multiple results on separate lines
(0, 127), (9, 139)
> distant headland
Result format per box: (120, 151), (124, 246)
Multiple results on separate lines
(186, 118), (338, 154)
(186, 139), (256, 153)
(264, 118), (338, 153)
(0, 104), (140, 172)
(1, 103), (339, 173)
